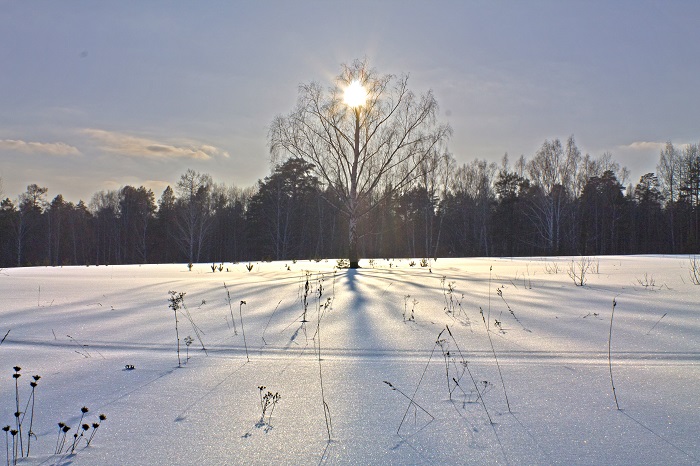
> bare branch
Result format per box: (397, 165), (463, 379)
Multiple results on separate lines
(269, 59), (451, 266)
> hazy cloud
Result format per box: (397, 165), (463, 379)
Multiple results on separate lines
(0, 139), (81, 156)
(82, 129), (230, 160)
(619, 141), (666, 152)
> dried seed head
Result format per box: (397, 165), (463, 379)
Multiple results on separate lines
(13, 366), (21, 372)
(98, 414), (107, 421)
(10, 430), (17, 436)
(81, 406), (89, 414)
(82, 424), (90, 431)
(32, 375), (41, 381)
(12, 373), (20, 379)
(92, 423), (100, 429)
(30, 382), (37, 388)
(62, 426), (71, 433)
(2, 426), (9, 432)
(14, 412), (20, 418)
(58, 422), (66, 428)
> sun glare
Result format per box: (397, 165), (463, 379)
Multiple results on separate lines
(343, 80), (368, 108)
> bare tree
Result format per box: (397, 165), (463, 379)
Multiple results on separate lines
(269, 59), (451, 268)
(678, 143), (700, 250)
(90, 189), (120, 265)
(564, 136), (582, 196)
(175, 169), (213, 264)
(526, 138), (571, 253)
(657, 142), (681, 204)
(421, 151), (455, 259)
(657, 141), (681, 251)
(525, 136), (599, 254)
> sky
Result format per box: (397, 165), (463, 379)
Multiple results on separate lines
(1, 0), (699, 203)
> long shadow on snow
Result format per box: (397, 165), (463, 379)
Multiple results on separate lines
(339, 268), (382, 349)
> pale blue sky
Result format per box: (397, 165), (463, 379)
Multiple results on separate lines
(1, 1), (698, 202)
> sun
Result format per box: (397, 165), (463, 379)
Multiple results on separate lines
(343, 80), (368, 108)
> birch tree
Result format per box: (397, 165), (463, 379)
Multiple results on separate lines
(657, 141), (681, 251)
(526, 138), (570, 253)
(175, 169), (213, 264)
(269, 59), (451, 268)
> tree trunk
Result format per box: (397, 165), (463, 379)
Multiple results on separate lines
(349, 108), (361, 269)
(349, 212), (359, 268)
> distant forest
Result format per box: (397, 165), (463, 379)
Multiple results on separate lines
(1, 137), (698, 268)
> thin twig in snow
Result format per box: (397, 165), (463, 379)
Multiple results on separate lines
(239, 301), (249, 362)
(646, 313), (667, 335)
(479, 307), (512, 413)
(261, 300), (282, 345)
(609, 297), (620, 410)
(224, 282), (238, 335)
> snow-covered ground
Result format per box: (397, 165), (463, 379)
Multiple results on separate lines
(1, 256), (698, 465)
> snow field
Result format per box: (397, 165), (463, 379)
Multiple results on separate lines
(0, 256), (698, 464)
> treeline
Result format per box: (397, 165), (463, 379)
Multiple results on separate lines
(1, 137), (698, 267)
